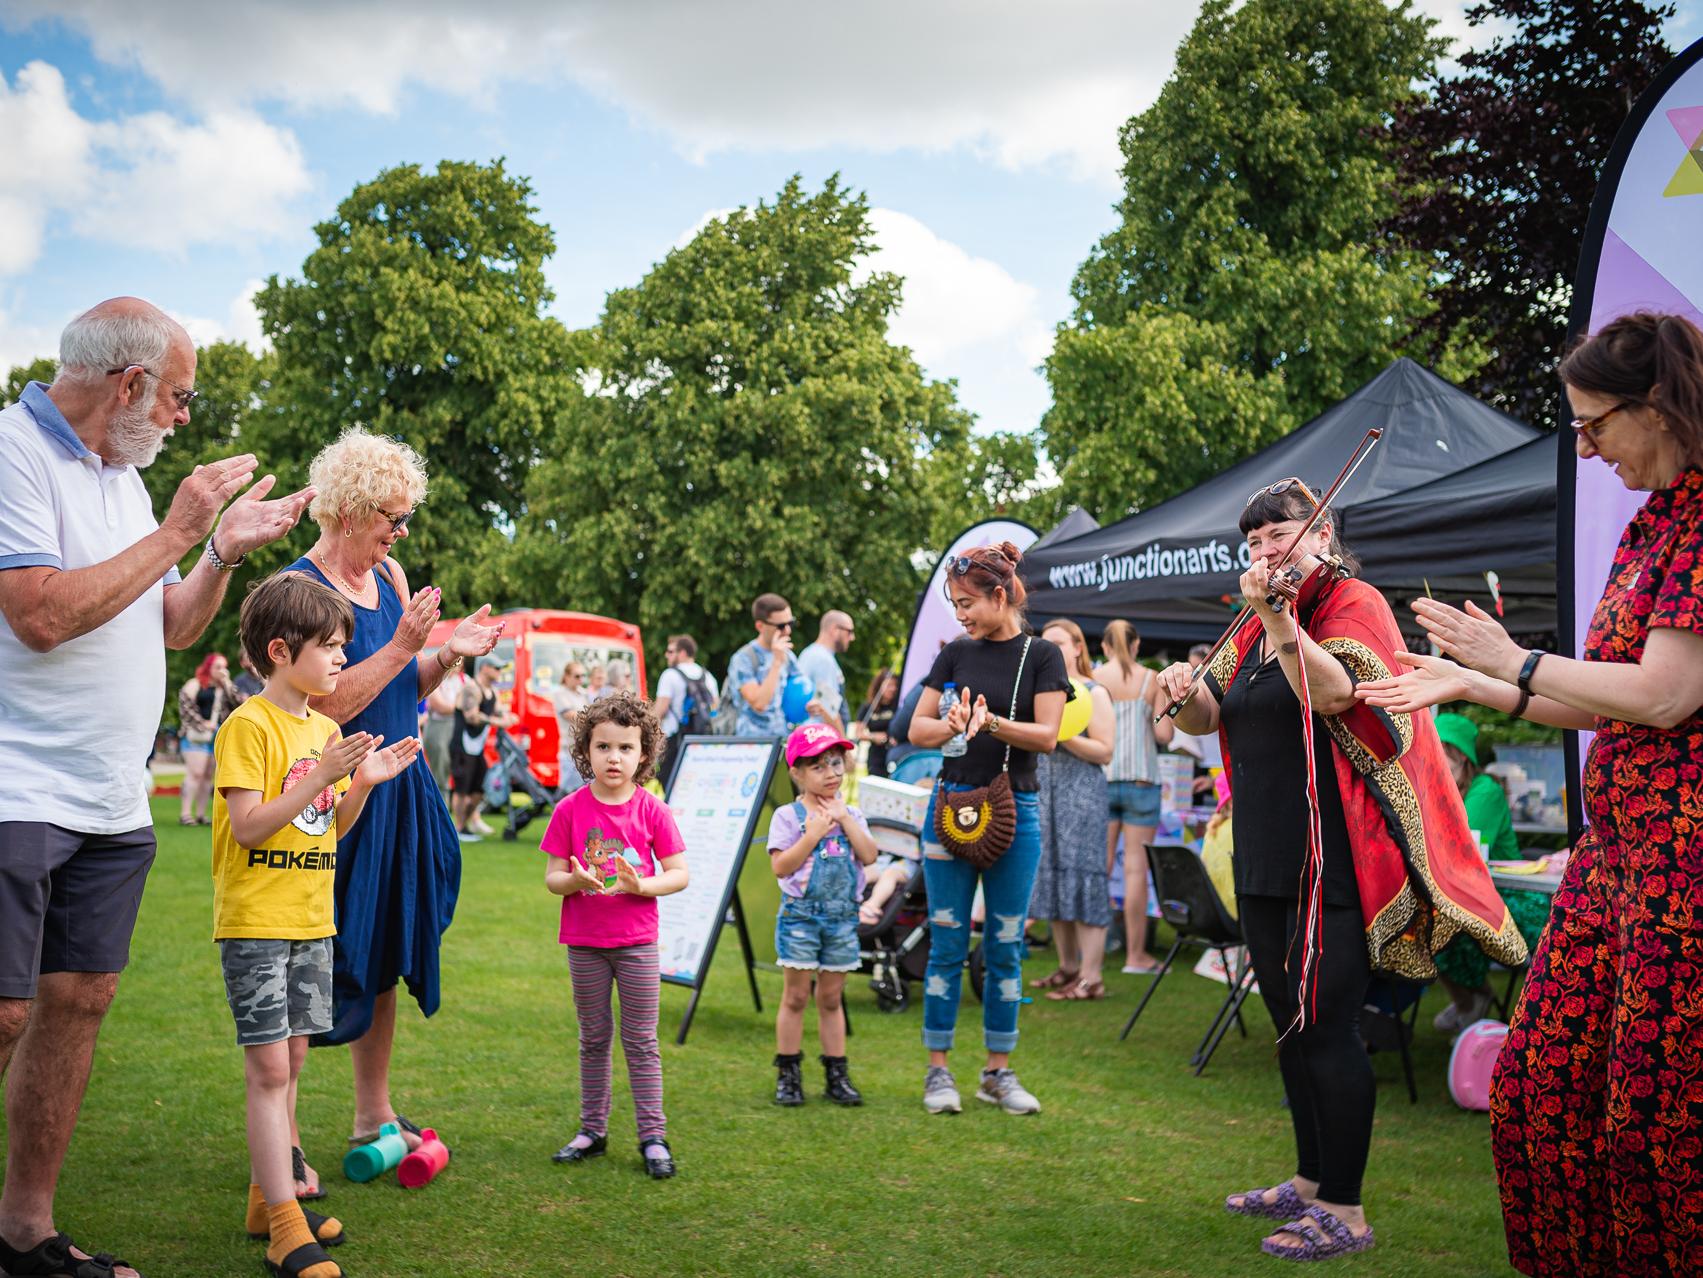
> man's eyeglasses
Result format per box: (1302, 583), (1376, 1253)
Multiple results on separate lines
(375, 505), (417, 533)
(1246, 477), (1319, 509)
(1571, 402), (1633, 439)
(106, 365), (199, 411)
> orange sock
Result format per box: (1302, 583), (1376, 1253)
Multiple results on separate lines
(247, 1184), (344, 1246)
(265, 1200), (340, 1278)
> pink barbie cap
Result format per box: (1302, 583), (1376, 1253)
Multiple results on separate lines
(786, 722), (854, 766)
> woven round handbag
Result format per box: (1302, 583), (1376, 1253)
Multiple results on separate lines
(931, 637), (1029, 870)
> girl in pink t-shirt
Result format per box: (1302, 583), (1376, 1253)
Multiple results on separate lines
(542, 694), (688, 1179)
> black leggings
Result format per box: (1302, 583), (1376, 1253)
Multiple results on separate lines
(1238, 895), (1375, 1206)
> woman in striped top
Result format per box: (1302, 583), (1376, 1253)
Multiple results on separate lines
(1096, 621), (1172, 974)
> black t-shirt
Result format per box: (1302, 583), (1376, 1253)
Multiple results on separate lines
(924, 634), (1073, 792)
(860, 701), (896, 778)
(1214, 644), (1358, 906)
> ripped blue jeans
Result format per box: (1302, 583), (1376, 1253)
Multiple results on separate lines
(921, 784), (1042, 1054)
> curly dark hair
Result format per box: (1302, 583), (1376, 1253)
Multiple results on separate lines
(570, 691), (664, 785)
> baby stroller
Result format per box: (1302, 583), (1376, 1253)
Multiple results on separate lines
(492, 728), (558, 841)
(858, 821), (931, 1012)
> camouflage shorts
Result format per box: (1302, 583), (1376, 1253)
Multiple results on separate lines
(219, 937), (334, 1047)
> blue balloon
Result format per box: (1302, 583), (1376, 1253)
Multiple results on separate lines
(781, 672), (816, 724)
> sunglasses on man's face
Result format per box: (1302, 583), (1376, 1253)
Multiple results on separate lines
(766, 619), (795, 631)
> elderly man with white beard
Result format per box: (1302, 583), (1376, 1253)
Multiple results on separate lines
(0, 297), (312, 1278)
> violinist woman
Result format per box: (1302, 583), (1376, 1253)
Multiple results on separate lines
(1357, 312), (1703, 1277)
(1155, 480), (1523, 1263)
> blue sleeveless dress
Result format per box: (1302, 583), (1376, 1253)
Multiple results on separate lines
(289, 556), (461, 1044)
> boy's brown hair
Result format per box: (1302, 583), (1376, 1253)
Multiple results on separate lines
(240, 573), (355, 676)
(571, 691), (665, 785)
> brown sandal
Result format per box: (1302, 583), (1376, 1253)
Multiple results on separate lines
(1029, 967), (1079, 990)
(1047, 978), (1106, 1001)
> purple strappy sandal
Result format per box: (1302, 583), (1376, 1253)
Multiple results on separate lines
(1260, 1205), (1376, 1261)
(1224, 1180), (1308, 1219)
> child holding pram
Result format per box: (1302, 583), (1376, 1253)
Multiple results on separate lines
(769, 723), (879, 1106)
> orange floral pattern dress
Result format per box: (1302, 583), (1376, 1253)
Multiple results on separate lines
(1490, 465), (1703, 1277)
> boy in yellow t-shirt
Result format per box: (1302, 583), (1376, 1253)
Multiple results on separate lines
(213, 574), (419, 1278)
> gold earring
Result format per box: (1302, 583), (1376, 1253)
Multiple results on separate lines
(343, 526), (352, 538)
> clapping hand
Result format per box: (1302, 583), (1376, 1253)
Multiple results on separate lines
(563, 855), (605, 895)
(214, 473), (317, 560)
(165, 455), (258, 545)
(317, 730), (377, 785)
(449, 604), (503, 660)
(609, 856), (646, 897)
(393, 588), (442, 654)
(356, 735), (422, 787)
(965, 693), (991, 740)
(1411, 598), (1524, 682)
(942, 686), (974, 736)
(1354, 651), (1471, 714)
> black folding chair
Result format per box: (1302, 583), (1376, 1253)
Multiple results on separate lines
(1361, 976), (1427, 1103)
(1118, 845), (1257, 1075)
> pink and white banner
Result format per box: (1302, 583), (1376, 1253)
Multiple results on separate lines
(1564, 39), (1703, 834)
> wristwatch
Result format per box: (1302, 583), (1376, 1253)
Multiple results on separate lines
(987, 712), (1002, 737)
(205, 536), (244, 572)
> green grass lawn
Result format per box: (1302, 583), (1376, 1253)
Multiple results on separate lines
(16, 798), (1518, 1277)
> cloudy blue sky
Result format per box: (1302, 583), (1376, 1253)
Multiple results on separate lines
(1, 0), (1696, 438)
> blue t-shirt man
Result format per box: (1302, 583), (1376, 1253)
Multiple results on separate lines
(728, 639), (801, 737)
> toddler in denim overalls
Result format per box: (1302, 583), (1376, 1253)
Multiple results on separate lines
(768, 722), (878, 1106)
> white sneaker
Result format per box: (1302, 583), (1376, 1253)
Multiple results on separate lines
(1432, 1001), (1463, 1034)
(923, 1066), (962, 1114)
(976, 1068), (1041, 1114)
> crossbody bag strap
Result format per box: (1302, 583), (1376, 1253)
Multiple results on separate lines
(1001, 635), (1031, 774)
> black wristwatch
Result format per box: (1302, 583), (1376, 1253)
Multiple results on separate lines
(1516, 649), (1545, 695)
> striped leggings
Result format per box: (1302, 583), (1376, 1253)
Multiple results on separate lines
(567, 943), (666, 1141)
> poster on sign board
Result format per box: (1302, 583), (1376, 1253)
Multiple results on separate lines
(656, 736), (782, 988)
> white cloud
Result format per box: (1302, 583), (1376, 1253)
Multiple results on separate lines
(0, 295), (64, 379)
(4, 0), (1196, 185)
(673, 204), (1053, 433)
(0, 61), (312, 275)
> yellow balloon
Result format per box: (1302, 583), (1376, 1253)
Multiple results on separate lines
(1058, 678), (1092, 741)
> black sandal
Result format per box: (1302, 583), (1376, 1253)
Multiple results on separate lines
(247, 1206), (344, 1247)
(0, 1230), (144, 1277)
(263, 1239), (338, 1278)
(291, 1145), (326, 1201)
(639, 1138), (676, 1180)
(552, 1130), (607, 1163)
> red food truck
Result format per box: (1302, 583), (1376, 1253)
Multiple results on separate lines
(425, 609), (646, 790)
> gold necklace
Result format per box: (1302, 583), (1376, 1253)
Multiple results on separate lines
(313, 550), (370, 597)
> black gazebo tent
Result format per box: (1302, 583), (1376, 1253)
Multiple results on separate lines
(1021, 358), (1543, 643)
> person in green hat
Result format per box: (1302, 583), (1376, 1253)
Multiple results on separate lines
(1430, 713), (1547, 1033)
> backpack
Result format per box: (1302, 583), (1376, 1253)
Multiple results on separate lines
(678, 668), (720, 737)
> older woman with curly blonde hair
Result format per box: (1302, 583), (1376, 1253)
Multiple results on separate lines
(281, 427), (501, 1193)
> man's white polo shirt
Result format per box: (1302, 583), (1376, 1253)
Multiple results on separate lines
(0, 383), (181, 833)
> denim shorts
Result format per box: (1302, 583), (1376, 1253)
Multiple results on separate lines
(775, 898), (861, 972)
(219, 937), (334, 1046)
(1107, 780), (1161, 825)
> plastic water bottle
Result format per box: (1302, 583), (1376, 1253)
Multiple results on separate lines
(941, 683), (968, 757)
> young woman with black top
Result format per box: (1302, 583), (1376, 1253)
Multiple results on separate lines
(855, 668), (900, 778)
(908, 542), (1070, 1116)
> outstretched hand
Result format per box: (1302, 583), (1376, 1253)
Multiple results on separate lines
(609, 856), (646, 896)
(357, 735), (421, 786)
(449, 604), (503, 659)
(563, 855), (604, 895)
(215, 474), (317, 560)
(318, 730), (377, 785)
(1353, 651), (1471, 714)
(1412, 598), (1524, 682)
(393, 588), (442, 654)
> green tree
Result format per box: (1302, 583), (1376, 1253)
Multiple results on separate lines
(1047, 0), (1452, 518)
(253, 159), (577, 609)
(505, 175), (973, 693)
(3, 355), (58, 405)
(1385, 0), (1674, 427)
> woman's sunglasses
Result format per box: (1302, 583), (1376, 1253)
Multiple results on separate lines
(375, 505), (417, 533)
(1245, 477), (1320, 509)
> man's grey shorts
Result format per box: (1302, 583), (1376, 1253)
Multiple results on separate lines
(0, 822), (157, 999)
(219, 938), (334, 1047)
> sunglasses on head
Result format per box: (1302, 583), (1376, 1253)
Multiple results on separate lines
(947, 553), (1010, 578)
(1245, 477), (1320, 509)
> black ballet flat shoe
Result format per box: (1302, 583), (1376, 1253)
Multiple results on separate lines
(551, 1131), (607, 1164)
(639, 1138), (676, 1180)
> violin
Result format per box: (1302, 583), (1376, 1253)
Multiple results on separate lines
(1263, 551), (1350, 616)
(1156, 428), (1383, 722)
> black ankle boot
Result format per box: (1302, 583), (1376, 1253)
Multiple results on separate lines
(774, 1052), (805, 1106)
(821, 1054), (863, 1106)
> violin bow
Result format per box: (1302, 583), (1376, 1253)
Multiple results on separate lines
(1155, 427), (1384, 723)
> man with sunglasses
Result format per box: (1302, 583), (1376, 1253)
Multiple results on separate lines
(0, 297), (313, 1278)
(796, 611), (854, 738)
(728, 593), (811, 738)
